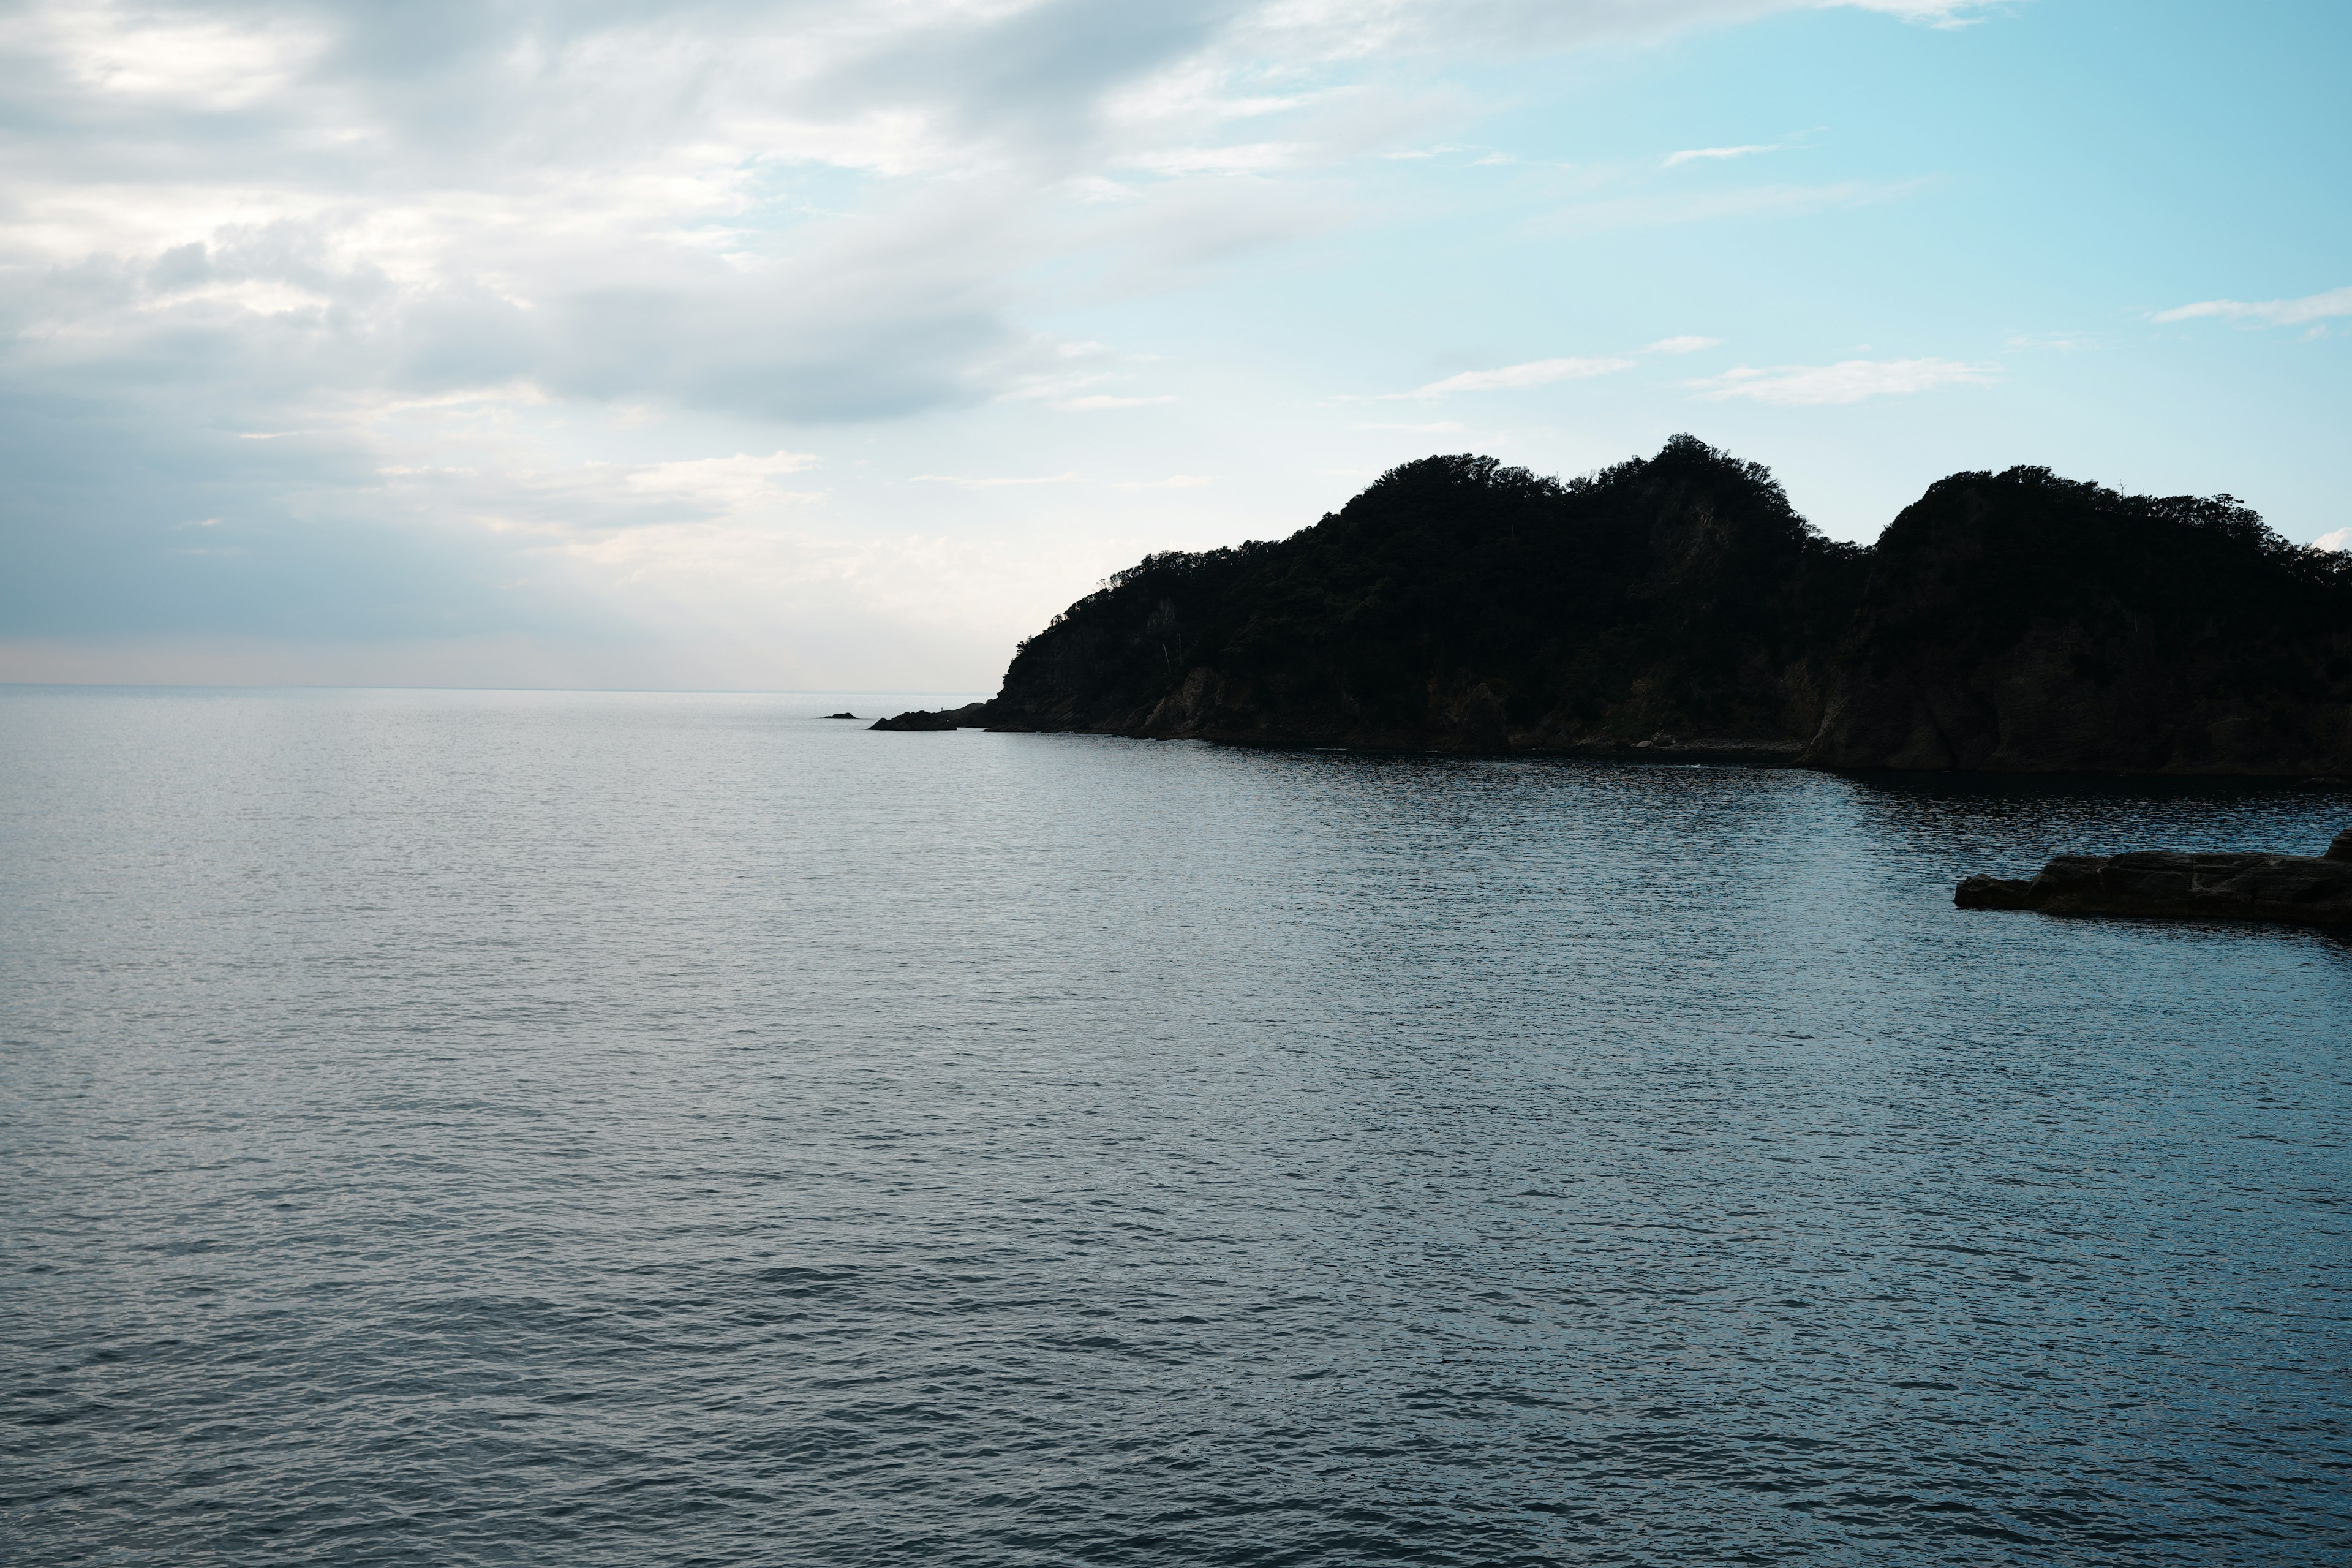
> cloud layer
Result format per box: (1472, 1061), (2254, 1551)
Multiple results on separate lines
(0, 0), (2011, 677)
(1691, 357), (1997, 405)
(2154, 285), (2352, 329)
(1404, 356), (1635, 396)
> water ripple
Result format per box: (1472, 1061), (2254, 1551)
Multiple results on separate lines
(3, 687), (2348, 1565)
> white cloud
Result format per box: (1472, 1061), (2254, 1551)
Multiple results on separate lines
(1550, 178), (1926, 233)
(1838, 0), (2000, 23)
(2315, 527), (2351, 554)
(1055, 394), (1178, 410)
(910, 473), (1086, 489)
(1245, 0), (2000, 57)
(37, 3), (328, 110)
(2152, 285), (2352, 328)
(1125, 142), (1304, 175)
(1357, 420), (1469, 432)
(1691, 357), (1998, 405)
(624, 452), (822, 511)
(2004, 331), (2097, 352)
(1640, 335), (1722, 354)
(1665, 143), (1778, 167)
(1401, 356), (1634, 396)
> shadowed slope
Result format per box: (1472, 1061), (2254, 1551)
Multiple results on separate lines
(1813, 468), (2352, 772)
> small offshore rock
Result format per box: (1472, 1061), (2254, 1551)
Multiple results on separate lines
(820, 712), (858, 720)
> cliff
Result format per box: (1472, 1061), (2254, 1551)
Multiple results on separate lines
(879, 437), (2352, 775)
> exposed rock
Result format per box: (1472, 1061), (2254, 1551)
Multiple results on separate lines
(1954, 875), (2035, 910)
(1956, 834), (2352, 927)
(1452, 682), (1509, 752)
(820, 712), (858, 720)
(868, 701), (991, 731)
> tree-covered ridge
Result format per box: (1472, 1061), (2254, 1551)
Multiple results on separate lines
(1816, 462), (2352, 771)
(888, 437), (2352, 775)
(997, 437), (1861, 748)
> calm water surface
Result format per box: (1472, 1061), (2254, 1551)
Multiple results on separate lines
(4, 687), (2348, 1566)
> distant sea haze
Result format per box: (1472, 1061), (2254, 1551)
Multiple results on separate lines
(4, 686), (2348, 1565)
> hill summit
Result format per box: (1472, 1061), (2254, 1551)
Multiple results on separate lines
(879, 436), (2352, 775)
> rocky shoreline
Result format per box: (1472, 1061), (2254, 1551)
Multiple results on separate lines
(868, 701), (991, 732)
(1957, 829), (2352, 927)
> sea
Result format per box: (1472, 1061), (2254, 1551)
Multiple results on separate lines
(4, 685), (2348, 1566)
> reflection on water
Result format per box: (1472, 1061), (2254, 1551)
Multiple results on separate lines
(4, 687), (2347, 1566)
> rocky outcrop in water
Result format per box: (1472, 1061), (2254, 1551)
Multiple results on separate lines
(875, 437), (2352, 773)
(869, 701), (990, 731)
(1956, 829), (2352, 926)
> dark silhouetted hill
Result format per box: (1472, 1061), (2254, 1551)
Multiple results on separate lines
(875, 437), (2352, 775)
(1811, 467), (2352, 771)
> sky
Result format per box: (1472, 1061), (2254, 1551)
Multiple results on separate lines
(1, 0), (2345, 692)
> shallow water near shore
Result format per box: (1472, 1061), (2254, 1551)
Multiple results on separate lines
(4, 685), (2348, 1566)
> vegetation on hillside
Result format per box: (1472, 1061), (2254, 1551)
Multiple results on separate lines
(900, 436), (2352, 772)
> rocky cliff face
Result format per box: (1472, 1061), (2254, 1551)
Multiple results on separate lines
(880, 437), (2352, 775)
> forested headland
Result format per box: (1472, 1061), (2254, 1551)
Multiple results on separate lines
(878, 437), (2352, 775)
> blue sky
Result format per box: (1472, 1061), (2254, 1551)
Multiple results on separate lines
(1, 0), (2343, 689)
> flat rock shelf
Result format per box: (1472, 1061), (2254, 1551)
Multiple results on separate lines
(1958, 829), (2352, 926)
